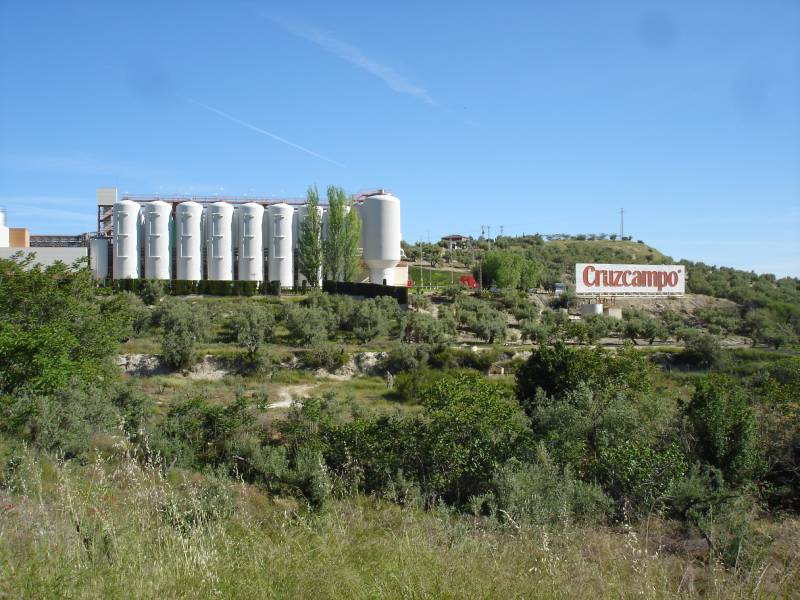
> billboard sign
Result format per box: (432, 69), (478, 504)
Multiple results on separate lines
(576, 263), (685, 296)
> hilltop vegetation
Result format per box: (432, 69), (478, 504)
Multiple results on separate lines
(1, 253), (799, 597)
(407, 235), (800, 348)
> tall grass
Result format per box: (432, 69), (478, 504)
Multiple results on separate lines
(1, 443), (797, 599)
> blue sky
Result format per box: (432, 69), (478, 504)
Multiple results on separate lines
(1, 1), (798, 276)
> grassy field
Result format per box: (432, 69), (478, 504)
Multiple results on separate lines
(1, 448), (797, 599)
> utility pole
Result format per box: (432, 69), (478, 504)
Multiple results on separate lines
(620, 208), (624, 239)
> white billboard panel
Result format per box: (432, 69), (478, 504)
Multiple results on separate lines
(576, 263), (685, 296)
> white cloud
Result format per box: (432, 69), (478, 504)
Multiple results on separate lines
(270, 15), (436, 106)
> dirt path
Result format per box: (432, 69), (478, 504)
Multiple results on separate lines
(270, 383), (318, 409)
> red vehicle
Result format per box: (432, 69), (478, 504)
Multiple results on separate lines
(459, 275), (479, 289)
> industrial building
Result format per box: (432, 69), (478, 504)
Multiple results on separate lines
(1, 188), (404, 289)
(1, 187), (405, 288)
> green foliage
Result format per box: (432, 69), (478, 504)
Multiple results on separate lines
(479, 250), (542, 290)
(158, 299), (209, 370)
(679, 330), (725, 369)
(516, 343), (653, 413)
(303, 343), (349, 372)
(622, 308), (668, 345)
(225, 303), (275, 358)
(297, 186), (323, 287)
(323, 186), (361, 282)
(687, 375), (760, 485)
(323, 371), (532, 506)
(138, 279), (167, 306)
(491, 447), (612, 527)
(285, 305), (331, 346)
(595, 441), (688, 513)
(455, 296), (507, 343)
(350, 299), (390, 342)
(150, 394), (255, 470)
(382, 343), (430, 373)
(0, 255), (129, 396)
(116, 292), (152, 336)
(402, 311), (454, 344)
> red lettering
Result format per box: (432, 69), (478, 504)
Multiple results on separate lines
(583, 266), (595, 287)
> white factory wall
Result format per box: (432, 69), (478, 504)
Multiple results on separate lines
(0, 247), (88, 267)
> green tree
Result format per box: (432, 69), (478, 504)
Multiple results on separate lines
(343, 199), (362, 282)
(226, 303), (275, 359)
(687, 375), (759, 485)
(285, 305), (331, 346)
(323, 186), (362, 282)
(159, 299), (208, 369)
(0, 255), (130, 396)
(297, 185), (323, 288)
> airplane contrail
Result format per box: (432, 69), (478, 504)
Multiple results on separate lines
(187, 98), (345, 168)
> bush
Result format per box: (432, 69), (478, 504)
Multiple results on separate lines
(350, 299), (390, 342)
(382, 343), (430, 373)
(158, 299), (209, 370)
(285, 305), (331, 346)
(490, 447), (612, 527)
(687, 375), (760, 485)
(402, 312), (453, 344)
(116, 292), (152, 336)
(679, 330), (724, 369)
(0, 256), (131, 396)
(225, 303), (275, 358)
(138, 279), (167, 306)
(303, 343), (349, 372)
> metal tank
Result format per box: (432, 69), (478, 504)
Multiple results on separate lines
(175, 201), (204, 281)
(89, 238), (110, 279)
(237, 202), (264, 281)
(262, 204), (271, 280)
(112, 200), (141, 279)
(268, 203), (294, 288)
(205, 202), (234, 281)
(361, 193), (401, 285)
(144, 200), (173, 280)
(0, 209), (9, 248)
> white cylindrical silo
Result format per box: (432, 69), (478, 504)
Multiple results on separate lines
(238, 202), (264, 281)
(112, 200), (141, 279)
(176, 201), (204, 281)
(362, 193), (401, 285)
(89, 238), (110, 279)
(268, 203), (294, 288)
(262, 205), (271, 280)
(144, 201), (172, 280)
(206, 202), (234, 281)
(0, 209), (9, 248)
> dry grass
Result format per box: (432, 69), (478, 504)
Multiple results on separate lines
(1, 447), (797, 599)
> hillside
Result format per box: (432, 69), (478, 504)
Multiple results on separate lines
(1, 248), (799, 598)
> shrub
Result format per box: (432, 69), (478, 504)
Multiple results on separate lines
(138, 279), (167, 306)
(0, 256), (131, 396)
(679, 330), (724, 369)
(225, 303), (275, 358)
(402, 312), (453, 344)
(350, 299), (389, 342)
(687, 375), (760, 485)
(285, 305), (331, 345)
(304, 343), (349, 372)
(491, 447), (612, 527)
(158, 299), (209, 370)
(382, 343), (430, 373)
